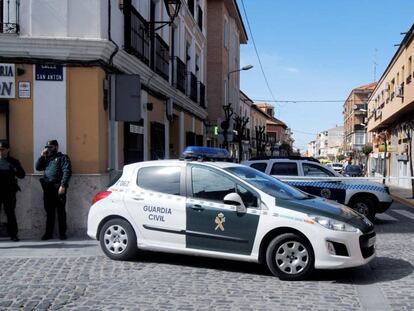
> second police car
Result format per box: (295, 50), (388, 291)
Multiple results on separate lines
(242, 156), (393, 221)
(87, 147), (376, 281)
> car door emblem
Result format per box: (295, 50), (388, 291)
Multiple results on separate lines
(320, 188), (331, 198)
(215, 213), (225, 231)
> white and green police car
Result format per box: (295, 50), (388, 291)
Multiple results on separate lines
(87, 147), (376, 280)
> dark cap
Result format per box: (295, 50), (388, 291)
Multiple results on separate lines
(45, 140), (59, 147)
(0, 140), (9, 149)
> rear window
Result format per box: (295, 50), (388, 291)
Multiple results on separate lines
(137, 166), (181, 195)
(250, 162), (267, 172)
(270, 162), (298, 176)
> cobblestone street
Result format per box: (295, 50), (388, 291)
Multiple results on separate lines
(0, 202), (413, 311)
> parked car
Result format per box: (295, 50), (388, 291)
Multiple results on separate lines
(88, 147), (375, 281)
(343, 165), (363, 177)
(242, 156), (393, 221)
(327, 162), (343, 173)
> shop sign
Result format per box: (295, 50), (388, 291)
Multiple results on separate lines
(35, 64), (63, 81)
(378, 144), (397, 152)
(18, 81), (31, 99)
(0, 63), (15, 99)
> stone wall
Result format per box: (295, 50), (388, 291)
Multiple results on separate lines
(0, 174), (109, 239)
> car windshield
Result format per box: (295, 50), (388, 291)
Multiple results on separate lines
(225, 166), (310, 200)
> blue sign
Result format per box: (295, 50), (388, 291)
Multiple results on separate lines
(35, 64), (63, 81)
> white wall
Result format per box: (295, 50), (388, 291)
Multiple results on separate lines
(33, 65), (67, 170)
(23, 0), (104, 38)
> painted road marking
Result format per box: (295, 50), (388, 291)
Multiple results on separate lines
(375, 213), (398, 222)
(393, 209), (414, 220)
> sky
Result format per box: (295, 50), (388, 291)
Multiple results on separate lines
(238, 0), (414, 152)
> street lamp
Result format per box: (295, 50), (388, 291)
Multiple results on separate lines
(221, 65), (254, 150)
(150, 0), (182, 31)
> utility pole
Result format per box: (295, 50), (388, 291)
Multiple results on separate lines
(373, 48), (378, 82)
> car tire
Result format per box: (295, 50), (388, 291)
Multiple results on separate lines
(266, 233), (314, 281)
(99, 218), (138, 261)
(351, 197), (376, 222)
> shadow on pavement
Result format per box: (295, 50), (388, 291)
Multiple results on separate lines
(311, 257), (413, 284)
(0, 243), (96, 250)
(131, 250), (270, 276)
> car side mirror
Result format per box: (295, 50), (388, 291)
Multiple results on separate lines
(223, 193), (247, 214)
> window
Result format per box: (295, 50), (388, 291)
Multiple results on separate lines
(237, 184), (258, 208)
(270, 162), (298, 176)
(302, 163), (334, 177)
(224, 18), (229, 48)
(250, 162), (267, 172)
(137, 166), (181, 195)
(191, 167), (236, 202)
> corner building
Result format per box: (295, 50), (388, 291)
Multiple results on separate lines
(0, 0), (207, 237)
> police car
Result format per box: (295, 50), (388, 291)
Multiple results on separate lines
(87, 147), (376, 281)
(242, 157), (393, 221)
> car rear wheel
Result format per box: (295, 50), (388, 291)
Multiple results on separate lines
(266, 233), (314, 281)
(99, 218), (138, 260)
(351, 197), (376, 222)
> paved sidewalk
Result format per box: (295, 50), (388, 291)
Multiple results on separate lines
(388, 185), (414, 208)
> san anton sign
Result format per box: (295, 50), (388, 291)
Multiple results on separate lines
(0, 63), (16, 99)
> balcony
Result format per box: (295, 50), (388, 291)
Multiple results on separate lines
(0, 0), (19, 34)
(154, 34), (170, 81)
(187, 72), (198, 102)
(197, 5), (203, 31)
(124, 3), (150, 64)
(173, 57), (186, 94)
(198, 81), (205, 108)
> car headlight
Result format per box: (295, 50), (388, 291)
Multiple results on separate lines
(309, 215), (358, 232)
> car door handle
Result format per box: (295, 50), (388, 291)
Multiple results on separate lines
(190, 204), (204, 211)
(132, 197), (144, 201)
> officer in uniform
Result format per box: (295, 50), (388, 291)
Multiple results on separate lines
(0, 141), (25, 241)
(35, 140), (72, 240)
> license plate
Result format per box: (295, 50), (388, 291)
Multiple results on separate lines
(368, 236), (376, 247)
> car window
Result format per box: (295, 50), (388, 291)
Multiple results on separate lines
(270, 162), (298, 176)
(191, 167), (236, 202)
(137, 166), (181, 195)
(250, 162), (267, 172)
(225, 166), (309, 200)
(302, 163), (334, 177)
(237, 184), (258, 208)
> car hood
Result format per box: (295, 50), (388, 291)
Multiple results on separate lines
(276, 196), (374, 233)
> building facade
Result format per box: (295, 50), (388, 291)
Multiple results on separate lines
(343, 83), (376, 160)
(205, 0), (247, 147)
(315, 126), (344, 160)
(367, 24), (414, 188)
(0, 0), (208, 237)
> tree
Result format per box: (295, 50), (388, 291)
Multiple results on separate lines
(400, 121), (414, 198)
(255, 126), (266, 156)
(233, 114), (249, 162)
(336, 154), (346, 162)
(361, 144), (373, 176)
(279, 142), (293, 156)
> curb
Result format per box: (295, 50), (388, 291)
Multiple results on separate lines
(391, 194), (414, 209)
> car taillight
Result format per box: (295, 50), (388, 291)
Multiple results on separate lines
(92, 191), (112, 205)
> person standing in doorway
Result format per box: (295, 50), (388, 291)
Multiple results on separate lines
(36, 140), (72, 240)
(0, 141), (25, 241)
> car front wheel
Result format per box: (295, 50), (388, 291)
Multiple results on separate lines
(351, 197), (376, 222)
(99, 218), (138, 260)
(266, 233), (314, 280)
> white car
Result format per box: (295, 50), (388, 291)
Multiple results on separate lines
(242, 157), (393, 221)
(327, 163), (344, 173)
(88, 148), (375, 280)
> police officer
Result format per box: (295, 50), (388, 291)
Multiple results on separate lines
(35, 140), (72, 240)
(0, 141), (25, 241)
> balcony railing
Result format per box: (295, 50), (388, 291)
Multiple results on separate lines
(124, 3), (150, 64)
(155, 34), (170, 81)
(187, 72), (198, 102)
(198, 81), (205, 108)
(173, 57), (186, 94)
(0, 0), (19, 34)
